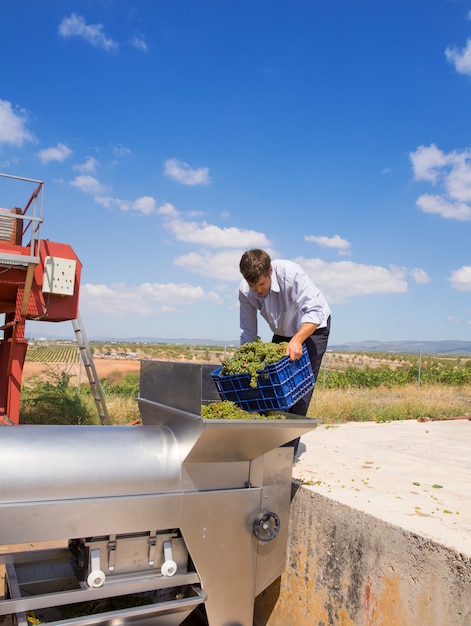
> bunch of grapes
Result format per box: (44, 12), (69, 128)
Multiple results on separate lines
(220, 339), (288, 388)
(201, 400), (286, 420)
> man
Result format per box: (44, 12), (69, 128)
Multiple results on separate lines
(239, 249), (331, 450)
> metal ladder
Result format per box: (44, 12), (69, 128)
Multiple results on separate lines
(72, 315), (110, 425)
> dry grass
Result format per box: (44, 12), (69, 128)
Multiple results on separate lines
(104, 383), (471, 426)
(21, 349), (471, 426)
(308, 384), (471, 424)
(106, 396), (141, 425)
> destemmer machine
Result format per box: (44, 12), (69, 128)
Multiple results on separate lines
(0, 360), (319, 626)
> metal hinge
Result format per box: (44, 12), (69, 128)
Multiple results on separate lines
(148, 530), (157, 566)
(107, 534), (117, 571)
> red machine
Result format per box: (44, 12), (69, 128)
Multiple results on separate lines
(0, 173), (82, 425)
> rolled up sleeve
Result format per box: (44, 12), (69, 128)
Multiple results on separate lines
(293, 270), (330, 328)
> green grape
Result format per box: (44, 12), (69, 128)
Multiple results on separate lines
(201, 401), (286, 421)
(220, 339), (288, 387)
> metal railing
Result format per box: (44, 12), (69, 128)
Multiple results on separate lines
(0, 173), (44, 266)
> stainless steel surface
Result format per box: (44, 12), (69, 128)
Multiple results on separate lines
(252, 448), (294, 596)
(5, 553), (205, 626)
(138, 397), (319, 463)
(0, 359), (319, 626)
(0, 425), (180, 502)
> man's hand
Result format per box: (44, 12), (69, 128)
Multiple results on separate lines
(286, 338), (303, 361)
(286, 322), (318, 360)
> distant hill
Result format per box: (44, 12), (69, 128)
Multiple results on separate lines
(328, 340), (471, 356)
(89, 336), (241, 347)
(28, 333), (240, 347)
(25, 333), (471, 355)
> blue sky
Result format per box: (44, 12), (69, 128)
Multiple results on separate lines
(1, 0), (471, 344)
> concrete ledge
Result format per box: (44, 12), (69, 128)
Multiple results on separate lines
(255, 420), (471, 625)
(256, 486), (471, 625)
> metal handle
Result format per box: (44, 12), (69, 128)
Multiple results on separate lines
(253, 511), (281, 542)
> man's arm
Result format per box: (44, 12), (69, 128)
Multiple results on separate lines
(286, 322), (317, 360)
(239, 290), (258, 344)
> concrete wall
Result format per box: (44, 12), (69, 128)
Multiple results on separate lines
(255, 482), (471, 626)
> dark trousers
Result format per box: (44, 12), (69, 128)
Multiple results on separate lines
(273, 316), (330, 455)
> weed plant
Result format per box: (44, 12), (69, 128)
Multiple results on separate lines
(70, 372), (141, 425)
(20, 369), (98, 425)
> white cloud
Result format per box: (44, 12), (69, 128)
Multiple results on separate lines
(158, 205), (423, 306)
(80, 281), (221, 317)
(174, 250), (244, 281)
(0, 99), (35, 146)
(170, 219), (268, 248)
(445, 38), (471, 75)
(94, 195), (157, 215)
(409, 268), (431, 284)
(305, 234), (351, 255)
(58, 13), (118, 51)
(294, 257), (411, 304)
(71, 173), (157, 215)
(448, 266), (471, 291)
(81, 283), (150, 316)
(173, 250), (425, 304)
(140, 282), (221, 304)
(74, 157), (99, 174)
(70, 175), (111, 195)
(37, 143), (73, 164)
(410, 144), (448, 183)
(110, 144), (132, 158)
(116, 196), (157, 215)
(79, 251), (433, 321)
(163, 158), (210, 186)
(446, 159), (471, 202)
(410, 144), (471, 221)
(129, 35), (148, 52)
(93, 196), (114, 209)
(157, 202), (179, 217)
(160, 210), (270, 249)
(416, 194), (471, 221)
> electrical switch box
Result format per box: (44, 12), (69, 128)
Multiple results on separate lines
(42, 256), (76, 296)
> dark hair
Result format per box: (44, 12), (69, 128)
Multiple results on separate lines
(239, 249), (271, 284)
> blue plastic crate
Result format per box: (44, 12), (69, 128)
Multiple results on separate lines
(211, 344), (315, 412)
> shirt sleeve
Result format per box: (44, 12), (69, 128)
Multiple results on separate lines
(293, 269), (330, 327)
(239, 289), (258, 345)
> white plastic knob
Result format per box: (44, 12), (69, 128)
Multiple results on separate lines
(161, 559), (177, 577)
(87, 569), (106, 588)
(161, 540), (177, 576)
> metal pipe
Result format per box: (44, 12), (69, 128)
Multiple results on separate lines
(0, 425), (182, 502)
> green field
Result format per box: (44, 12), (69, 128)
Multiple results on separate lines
(26, 344), (80, 363)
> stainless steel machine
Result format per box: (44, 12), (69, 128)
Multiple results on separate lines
(0, 360), (319, 626)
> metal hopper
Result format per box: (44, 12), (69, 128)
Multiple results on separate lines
(0, 359), (319, 626)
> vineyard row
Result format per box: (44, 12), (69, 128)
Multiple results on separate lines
(26, 347), (80, 363)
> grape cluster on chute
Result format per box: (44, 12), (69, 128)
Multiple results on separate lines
(220, 339), (288, 388)
(201, 400), (286, 420)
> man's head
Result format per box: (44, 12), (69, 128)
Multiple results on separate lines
(240, 249), (272, 297)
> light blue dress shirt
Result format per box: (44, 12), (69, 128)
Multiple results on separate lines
(239, 259), (331, 344)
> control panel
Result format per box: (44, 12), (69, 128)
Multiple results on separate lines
(42, 256), (76, 296)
